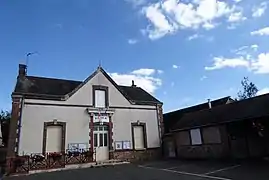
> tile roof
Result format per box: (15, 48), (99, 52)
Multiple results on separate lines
(173, 93), (269, 131)
(13, 68), (162, 105)
(163, 96), (232, 133)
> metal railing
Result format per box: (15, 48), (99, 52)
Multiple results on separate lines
(8, 148), (94, 175)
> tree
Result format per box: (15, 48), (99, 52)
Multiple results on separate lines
(237, 77), (258, 100)
(0, 110), (11, 146)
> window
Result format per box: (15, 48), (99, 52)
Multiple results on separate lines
(190, 128), (202, 145)
(104, 133), (108, 146)
(94, 134), (98, 147)
(95, 90), (105, 108)
(176, 131), (190, 145)
(202, 127), (221, 144)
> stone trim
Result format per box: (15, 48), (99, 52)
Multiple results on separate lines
(89, 114), (113, 156)
(24, 102), (157, 110)
(131, 122), (147, 150)
(109, 115), (113, 151)
(89, 116), (94, 152)
(92, 85), (109, 108)
(42, 121), (66, 154)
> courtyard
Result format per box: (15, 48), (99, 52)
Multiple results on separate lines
(5, 159), (269, 180)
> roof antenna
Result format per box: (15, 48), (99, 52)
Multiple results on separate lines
(26, 51), (38, 73)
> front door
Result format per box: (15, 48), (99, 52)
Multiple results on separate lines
(93, 125), (109, 162)
(46, 126), (62, 153)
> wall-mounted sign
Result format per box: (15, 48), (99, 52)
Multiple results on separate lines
(68, 143), (88, 152)
(93, 115), (109, 123)
(115, 141), (123, 150)
(123, 141), (131, 150)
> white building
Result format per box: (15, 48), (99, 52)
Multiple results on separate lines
(7, 64), (163, 162)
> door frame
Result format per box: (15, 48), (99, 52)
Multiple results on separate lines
(131, 122), (147, 150)
(42, 121), (66, 154)
(93, 123), (109, 161)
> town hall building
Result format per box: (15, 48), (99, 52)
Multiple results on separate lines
(7, 64), (163, 164)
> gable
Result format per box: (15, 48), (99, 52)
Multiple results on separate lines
(67, 71), (131, 106)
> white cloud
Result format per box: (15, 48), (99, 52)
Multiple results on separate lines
(157, 69), (164, 74)
(250, 53), (269, 74)
(205, 51), (269, 74)
(202, 22), (217, 30)
(128, 39), (138, 44)
(232, 45), (248, 55)
(140, 0), (240, 39)
(109, 68), (162, 94)
(131, 68), (156, 76)
(251, 27), (269, 36)
(187, 34), (202, 40)
(231, 44), (259, 55)
(125, 0), (146, 7)
(142, 3), (178, 40)
(257, 87), (269, 95)
(227, 24), (237, 30)
(227, 11), (247, 22)
(200, 75), (208, 81)
(172, 64), (179, 69)
(233, 0), (242, 2)
(252, 2), (267, 17)
(250, 44), (258, 51)
(205, 56), (249, 70)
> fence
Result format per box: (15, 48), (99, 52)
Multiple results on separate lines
(8, 148), (94, 175)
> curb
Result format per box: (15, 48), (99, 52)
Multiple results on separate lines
(6, 161), (130, 178)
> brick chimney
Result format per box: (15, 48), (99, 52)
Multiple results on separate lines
(18, 64), (27, 77)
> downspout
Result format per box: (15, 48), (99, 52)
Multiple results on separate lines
(17, 96), (24, 155)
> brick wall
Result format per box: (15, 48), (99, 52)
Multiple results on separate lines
(6, 97), (22, 172)
(112, 148), (161, 162)
(174, 125), (230, 159)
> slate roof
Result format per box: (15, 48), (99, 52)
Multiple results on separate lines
(173, 93), (269, 131)
(13, 67), (162, 105)
(163, 96), (232, 133)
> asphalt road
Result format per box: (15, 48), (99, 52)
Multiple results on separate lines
(5, 159), (269, 180)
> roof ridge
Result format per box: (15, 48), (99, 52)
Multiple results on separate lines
(26, 75), (82, 83)
(165, 96), (231, 114)
(182, 93), (269, 118)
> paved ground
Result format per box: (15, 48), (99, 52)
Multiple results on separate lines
(5, 159), (269, 180)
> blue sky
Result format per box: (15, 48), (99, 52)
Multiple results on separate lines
(0, 0), (269, 112)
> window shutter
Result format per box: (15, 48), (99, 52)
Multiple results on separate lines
(95, 90), (106, 108)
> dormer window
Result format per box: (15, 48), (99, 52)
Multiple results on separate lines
(93, 85), (108, 108)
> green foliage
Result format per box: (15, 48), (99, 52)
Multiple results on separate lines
(237, 77), (258, 100)
(0, 110), (11, 146)
(0, 110), (11, 121)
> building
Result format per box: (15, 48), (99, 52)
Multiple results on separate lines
(7, 64), (163, 164)
(162, 97), (233, 158)
(164, 94), (269, 159)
